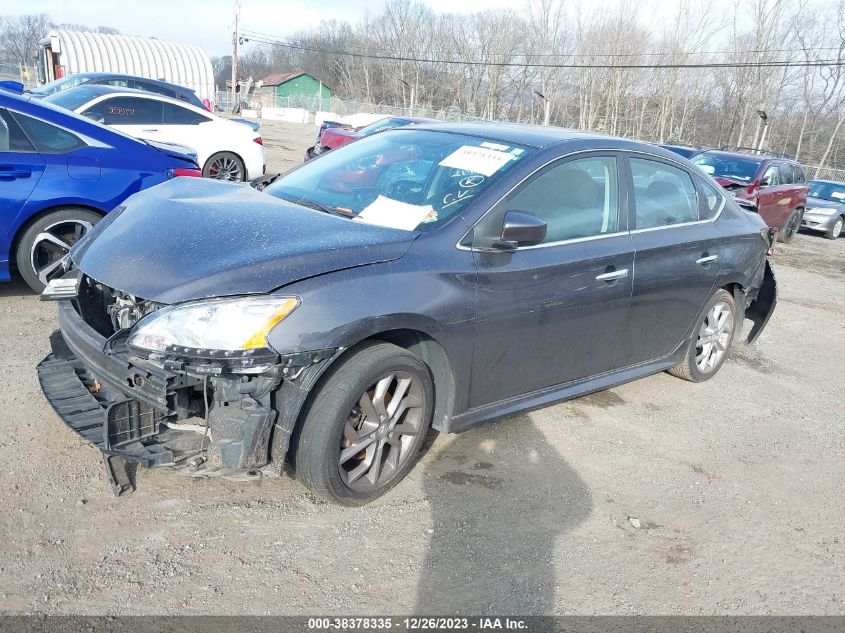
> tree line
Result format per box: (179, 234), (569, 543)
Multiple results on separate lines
(3, 1), (845, 172)
(225, 0), (845, 173)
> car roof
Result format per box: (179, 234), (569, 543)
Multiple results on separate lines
(409, 121), (640, 149)
(76, 72), (195, 94)
(59, 85), (206, 110)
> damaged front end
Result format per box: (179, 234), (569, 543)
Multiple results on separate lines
(37, 271), (337, 496)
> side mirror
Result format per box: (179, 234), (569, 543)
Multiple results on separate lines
(500, 211), (547, 248)
(759, 177), (771, 187)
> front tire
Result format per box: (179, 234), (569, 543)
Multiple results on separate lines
(825, 216), (843, 240)
(668, 289), (737, 383)
(15, 208), (101, 292)
(203, 152), (245, 181)
(778, 209), (801, 243)
(291, 342), (433, 505)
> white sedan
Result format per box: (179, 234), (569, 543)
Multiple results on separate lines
(44, 86), (265, 181)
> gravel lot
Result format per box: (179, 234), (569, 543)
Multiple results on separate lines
(0, 121), (843, 615)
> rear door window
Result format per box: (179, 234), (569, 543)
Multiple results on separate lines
(161, 102), (209, 125)
(630, 158), (699, 229)
(83, 97), (163, 125)
(131, 80), (177, 99)
(778, 163), (794, 184)
(0, 108), (36, 152)
(792, 164), (806, 184)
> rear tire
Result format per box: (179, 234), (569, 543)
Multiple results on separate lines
(291, 342), (433, 506)
(668, 289), (737, 383)
(203, 152), (245, 181)
(825, 217), (843, 240)
(15, 208), (101, 292)
(778, 209), (801, 243)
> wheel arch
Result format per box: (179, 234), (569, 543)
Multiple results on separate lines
(270, 327), (457, 470)
(9, 204), (106, 274)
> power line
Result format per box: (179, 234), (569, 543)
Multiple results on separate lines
(240, 32), (844, 69)
(240, 28), (843, 60)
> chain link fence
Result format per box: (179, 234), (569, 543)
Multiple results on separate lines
(0, 63), (38, 88)
(803, 165), (845, 182)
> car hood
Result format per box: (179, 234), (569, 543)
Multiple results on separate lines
(806, 198), (845, 212)
(71, 178), (416, 304)
(713, 176), (750, 188)
(320, 127), (359, 149)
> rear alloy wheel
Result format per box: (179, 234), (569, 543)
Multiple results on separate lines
(825, 217), (843, 240)
(778, 209), (801, 243)
(668, 289), (737, 382)
(203, 152), (245, 181)
(15, 208), (101, 292)
(291, 342), (433, 505)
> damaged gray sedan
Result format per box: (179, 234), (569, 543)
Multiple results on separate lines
(37, 124), (777, 505)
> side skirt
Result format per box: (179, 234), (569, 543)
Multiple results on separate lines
(444, 341), (688, 434)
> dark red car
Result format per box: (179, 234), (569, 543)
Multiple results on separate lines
(305, 116), (437, 160)
(691, 150), (808, 243)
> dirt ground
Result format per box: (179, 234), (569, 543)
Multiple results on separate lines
(0, 121), (843, 615)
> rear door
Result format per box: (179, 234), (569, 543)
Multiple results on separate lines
(621, 155), (723, 366)
(0, 108), (46, 246)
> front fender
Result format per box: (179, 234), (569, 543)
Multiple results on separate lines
(744, 259), (777, 344)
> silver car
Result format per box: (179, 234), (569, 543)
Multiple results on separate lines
(803, 180), (845, 239)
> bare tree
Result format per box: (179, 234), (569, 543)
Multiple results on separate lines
(0, 13), (49, 64)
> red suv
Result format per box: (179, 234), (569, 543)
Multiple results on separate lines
(691, 150), (808, 243)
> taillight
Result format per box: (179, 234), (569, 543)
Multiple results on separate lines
(168, 168), (203, 178)
(254, 137), (263, 145)
(202, 98), (213, 112)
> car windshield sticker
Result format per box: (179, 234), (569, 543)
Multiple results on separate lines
(439, 145), (515, 177)
(831, 191), (845, 200)
(355, 195), (434, 231)
(699, 165), (716, 174)
(480, 141), (509, 151)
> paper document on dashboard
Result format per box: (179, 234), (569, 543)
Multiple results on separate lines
(355, 195), (434, 231)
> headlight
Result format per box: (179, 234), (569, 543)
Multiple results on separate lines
(809, 207), (837, 216)
(127, 296), (299, 355)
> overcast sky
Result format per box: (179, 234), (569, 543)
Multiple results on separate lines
(4, 0), (535, 57)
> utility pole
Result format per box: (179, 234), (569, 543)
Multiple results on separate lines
(231, 0), (240, 113)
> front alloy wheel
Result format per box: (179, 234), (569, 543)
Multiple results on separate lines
(339, 371), (426, 492)
(778, 210), (801, 243)
(291, 342), (433, 505)
(825, 217), (843, 240)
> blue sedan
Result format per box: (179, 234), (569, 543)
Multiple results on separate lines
(0, 82), (200, 291)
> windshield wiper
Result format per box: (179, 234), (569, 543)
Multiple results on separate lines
(283, 197), (356, 218)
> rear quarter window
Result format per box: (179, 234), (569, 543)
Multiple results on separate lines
(10, 111), (85, 153)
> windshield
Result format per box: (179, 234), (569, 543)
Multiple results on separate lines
(691, 153), (762, 182)
(42, 87), (103, 111)
(808, 180), (845, 203)
(32, 73), (96, 96)
(265, 129), (532, 232)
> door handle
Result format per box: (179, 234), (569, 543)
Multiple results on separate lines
(0, 168), (32, 180)
(596, 268), (629, 282)
(696, 254), (718, 265)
